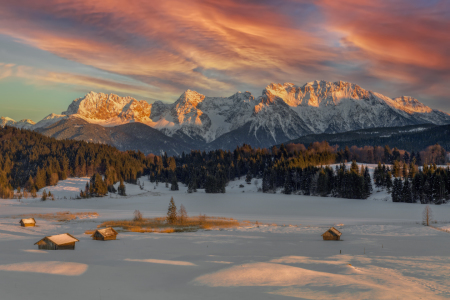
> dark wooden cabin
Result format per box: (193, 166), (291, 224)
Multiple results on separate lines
(34, 233), (79, 250)
(92, 227), (118, 241)
(20, 218), (36, 227)
(321, 227), (342, 241)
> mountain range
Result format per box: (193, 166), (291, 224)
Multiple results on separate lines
(2, 80), (450, 155)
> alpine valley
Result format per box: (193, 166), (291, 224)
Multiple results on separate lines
(2, 80), (450, 155)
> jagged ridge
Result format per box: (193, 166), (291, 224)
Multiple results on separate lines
(2, 80), (450, 152)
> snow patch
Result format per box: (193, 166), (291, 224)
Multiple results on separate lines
(125, 258), (196, 266)
(0, 261), (88, 276)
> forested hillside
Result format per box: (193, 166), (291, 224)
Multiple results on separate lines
(0, 126), (448, 203)
(0, 126), (148, 198)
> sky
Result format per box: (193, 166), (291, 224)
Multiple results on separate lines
(0, 0), (449, 121)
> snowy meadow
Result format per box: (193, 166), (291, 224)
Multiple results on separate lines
(1, 175), (450, 299)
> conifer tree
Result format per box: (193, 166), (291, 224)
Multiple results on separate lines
(262, 169), (271, 193)
(423, 180), (432, 204)
(401, 179), (412, 203)
(90, 173), (107, 197)
(393, 161), (401, 177)
(34, 167), (46, 190)
(171, 175), (179, 191)
(26, 176), (34, 192)
(385, 171), (393, 192)
(392, 178), (402, 202)
(402, 163), (408, 178)
(85, 182), (90, 198)
(316, 169), (328, 196)
(283, 169), (293, 194)
(245, 171), (252, 184)
(416, 152), (422, 166)
(205, 175), (216, 193)
(363, 167), (372, 198)
(374, 162), (382, 187)
(118, 179), (126, 196)
(166, 197), (177, 224)
(350, 161), (359, 174)
(41, 189), (47, 201)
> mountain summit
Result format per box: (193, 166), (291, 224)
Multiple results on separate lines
(62, 91), (152, 125)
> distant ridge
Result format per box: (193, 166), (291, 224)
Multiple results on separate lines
(281, 123), (450, 153)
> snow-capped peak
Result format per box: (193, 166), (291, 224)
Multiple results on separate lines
(263, 80), (371, 108)
(62, 92), (152, 126)
(0, 117), (36, 129)
(0, 116), (16, 127)
(174, 90), (205, 108)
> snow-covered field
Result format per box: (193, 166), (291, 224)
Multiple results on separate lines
(1, 175), (450, 299)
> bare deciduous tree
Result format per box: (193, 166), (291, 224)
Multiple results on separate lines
(133, 210), (143, 221)
(309, 172), (320, 196)
(422, 205), (433, 226)
(178, 204), (188, 225)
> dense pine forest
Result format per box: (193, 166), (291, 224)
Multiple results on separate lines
(0, 126), (448, 202)
(373, 162), (450, 204)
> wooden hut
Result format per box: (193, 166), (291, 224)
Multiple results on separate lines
(34, 233), (79, 250)
(91, 227), (118, 241)
(321, 227), (342, 241)
(20, 218), (36, 227)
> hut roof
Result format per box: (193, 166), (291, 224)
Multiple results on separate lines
(92, 227), (118, 238)
(322, 227), (342, 237)
(20, 218), (36, 224)
(34, 233), (79, 246)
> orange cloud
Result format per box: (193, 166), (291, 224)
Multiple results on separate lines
(0, 0), (335, 97)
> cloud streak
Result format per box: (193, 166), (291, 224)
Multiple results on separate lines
(0, 63), (164, 100)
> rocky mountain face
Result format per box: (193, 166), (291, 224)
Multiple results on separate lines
(3, 80), (450, 153)
(62, 91), (152, 125)
(152, 81), (450, 148)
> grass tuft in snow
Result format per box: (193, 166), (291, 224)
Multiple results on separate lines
(97, 215), (249, 233)
(17, 211), (99, 222)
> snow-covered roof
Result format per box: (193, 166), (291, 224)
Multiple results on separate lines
(93, 227), (118, 238)
(35, 233), (79, 246)
(20, 218), (36, 224)
(322, 227), (342, 237)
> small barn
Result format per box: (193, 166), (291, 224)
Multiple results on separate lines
(34, 233), (79, 250)
(20, 218), (36, 227)
(322, 227), (342, 241)
(91, 227), (118, 241)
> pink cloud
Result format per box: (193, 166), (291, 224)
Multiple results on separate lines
(0, 0), (448, 104)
